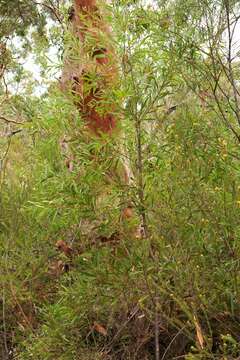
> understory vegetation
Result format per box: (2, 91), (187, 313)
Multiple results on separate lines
(1, 0), (240, 359)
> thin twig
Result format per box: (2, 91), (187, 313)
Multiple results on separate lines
(155, 297), (160, 360)
(2, 290), (9, 359)
(2, 76), (9, 97)
(1, 138), (11, 164)
(0, 116), (23, 125)
(161, 325), (187, 360)
(224, 0), (240, 126)
(32, 0), (64, 27)
(107, 305), (139, 347)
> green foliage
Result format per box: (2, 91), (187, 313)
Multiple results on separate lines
(1, 0), (240, 359)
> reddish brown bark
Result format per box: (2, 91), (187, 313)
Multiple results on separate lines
(61, 0), (119, 136)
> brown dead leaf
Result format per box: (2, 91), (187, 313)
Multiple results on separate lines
(65, 158), (74, 172)
(55, 240), (73, 257)
(135, 224), (146, 239)
(93, 321), (107, 336)
(48, 260), (65, 277)
(48, 260), (70, 277)
(193, 315), (204, 349)
(122, 206), (133, 219)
